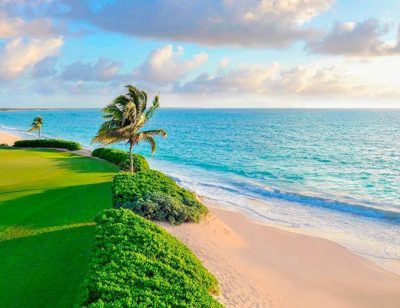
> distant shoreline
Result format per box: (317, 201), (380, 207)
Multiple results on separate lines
(0, 108), (101, 112)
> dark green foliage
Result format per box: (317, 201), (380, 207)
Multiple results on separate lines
(92, 147), (149, 172)
(81, 209), (221, 307)
(0, 143), (8, 147)
(126, 191), (191, 225)
(14, 139), (81, 151)
(112, 170), (208, 223)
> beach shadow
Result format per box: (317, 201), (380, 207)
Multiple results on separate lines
(49, 154), (118, 174)
(7, 148), (118, 174)
(40, 148), (118, 174)
(0, 187), (58, 196)
(0, 225), (96, 307)
(0, 182), (113, 229)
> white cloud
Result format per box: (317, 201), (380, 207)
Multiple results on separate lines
(133, 45), (208, 85)
(0, 7), (64, 80)
(242, 0), (332, 24)
(175, 62), (400, 100)
(307, 19), (400, 57)
(0, 37), (63, 80)
(61, 0), (333, 47)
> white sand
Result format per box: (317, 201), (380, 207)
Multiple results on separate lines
(0, 131), (21, 145)
(161, 206), (400, 307)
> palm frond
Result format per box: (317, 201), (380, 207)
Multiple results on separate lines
(125, 85), (147, 115)
(144, 95), (160, 121)
(139, 129), (167, 138)
(140, 135), (157, 155)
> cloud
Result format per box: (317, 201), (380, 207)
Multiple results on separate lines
(218, 58), (230, 70)
(0, 11), (61, 39)
(32, 56), (58, 78)
(58, 45), (208, 86)
(61, 58), (123, 81)
(174, 62), (400, 100)
(133, 45), (208, 85)
(307, 19), (400, 56)
(0, 6), (65, 80)
(0, 37), (63, 80)
(59, 0), (333, 47)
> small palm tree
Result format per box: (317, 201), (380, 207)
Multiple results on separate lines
(28, 115), (43, 139)
(93, 85), (167, 172)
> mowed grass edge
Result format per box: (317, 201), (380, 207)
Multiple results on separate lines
(0, 148), (118, 308)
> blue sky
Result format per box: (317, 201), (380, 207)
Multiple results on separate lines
(0, 0), (400, 108)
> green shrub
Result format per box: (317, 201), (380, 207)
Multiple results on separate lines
(112, 170), (208, 223)
(92, 147), (149, 172)
(81, 209), (221, 307)
(126, 191), (191, 225)
(14, 139), (81, 151)
(0, 143), (9, 147)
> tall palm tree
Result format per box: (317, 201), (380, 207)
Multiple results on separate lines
(93, 85), (167, 172)
(28, 115), (43, 139)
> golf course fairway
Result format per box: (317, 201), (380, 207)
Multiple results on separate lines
(0, 148), (117, 307)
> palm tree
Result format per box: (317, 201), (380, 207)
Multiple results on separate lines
(28, 115), (43, 139)
(93, 85), (167, 172)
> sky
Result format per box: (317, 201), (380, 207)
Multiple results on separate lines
(0, 0), (400, 108)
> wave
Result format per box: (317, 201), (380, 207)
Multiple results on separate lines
(0, 125), (35, 138)
(156, 161), (400, 225)
(238, 183), (400, 224)
(0, 125), (20, 131)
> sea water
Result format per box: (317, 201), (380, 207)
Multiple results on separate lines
(1, 109), (399, 271)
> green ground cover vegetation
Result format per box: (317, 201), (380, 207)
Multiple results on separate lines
(82, 208), (221, 307)
(92, 147), (149, 172)
(113, 170), (209, 224)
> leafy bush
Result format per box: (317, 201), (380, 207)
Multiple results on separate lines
(92, 147), (149, 172)
(112, 170), (208, 223)
(14, 139), (81, 151)
(0, 143), (9, 147)
(125, 191), (192, 225)
(81, 209), (221, 307)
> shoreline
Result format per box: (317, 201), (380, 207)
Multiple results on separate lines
(201, 196), (400, 276)
(162, 204), (400, 307)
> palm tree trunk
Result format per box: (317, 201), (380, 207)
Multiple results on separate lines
(39, 128), (41, 139)
(129, 142), (133, 173)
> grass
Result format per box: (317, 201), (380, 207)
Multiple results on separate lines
(0, 148), (118, 308)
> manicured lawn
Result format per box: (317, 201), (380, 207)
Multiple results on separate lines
(0, 148), (118, 307)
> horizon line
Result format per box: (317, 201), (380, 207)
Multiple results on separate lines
(2, 107), (400, 111)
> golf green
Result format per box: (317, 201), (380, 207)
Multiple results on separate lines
(0, 148), (118, 307)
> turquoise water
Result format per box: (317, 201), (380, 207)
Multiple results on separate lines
(1, 109), (400, 267)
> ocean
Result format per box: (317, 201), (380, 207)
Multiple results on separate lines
(1, 108), (399, 271)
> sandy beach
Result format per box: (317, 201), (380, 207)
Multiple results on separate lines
(162, 204), (400, 308)
(0, 131), (21, 145)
